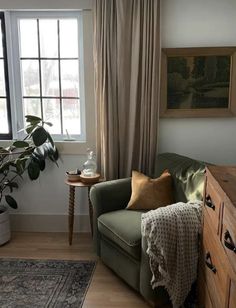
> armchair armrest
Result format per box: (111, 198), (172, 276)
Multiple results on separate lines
(90, 178), (131, 255)
(90, 178), (131, 216)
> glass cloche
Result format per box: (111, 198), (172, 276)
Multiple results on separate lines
(82, 149), (97, 177)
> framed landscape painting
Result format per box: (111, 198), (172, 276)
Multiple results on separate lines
(160, 47), (236, 117)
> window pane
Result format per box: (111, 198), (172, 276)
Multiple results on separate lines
(24, 98), (41, 118)
(61, 60), (79, 97)
(21, 60), (40, 96)
(41, 60), (59, 96)
(0, 98), (9, 133)
(39, 19), (58, 58)
(60, 19), (78, 58)
(19, 19), (38, 58)
(0, 20), (3, 58)
(43, 98), (61, 134)
(0, 59), (6, 96)
(63, 99), (81, 134)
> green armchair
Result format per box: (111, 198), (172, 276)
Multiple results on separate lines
(90, 153), (206, 304)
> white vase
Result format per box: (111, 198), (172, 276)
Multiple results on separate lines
(0, 205), (10, 245)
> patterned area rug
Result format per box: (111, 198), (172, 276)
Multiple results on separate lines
(0, 258), (96, 308)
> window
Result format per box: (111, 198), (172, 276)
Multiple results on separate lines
(0, 12), (12, 139)
(2, 11), (87, 141)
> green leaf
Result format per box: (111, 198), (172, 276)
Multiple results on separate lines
(44, 142), (53, 154)
(25, 115), (42, 123)
(43, 121), (53, 127)
(38, 159), (46, 171)
(32, 153), (46, 171)
(28, 161), (40, 180)
(3, 180), (11, 192)
(19, 149), (33, 159)
(19, 157), (29, 168)
(13, 141), (29, 148)
(26, 124), (38, 134)
(8, 182), (18, 188)
(47, 132), (54, 147)
(5, 195), (18, 209)
(32, 127), (48, 146)
(0, 147), (10, 155)
(34, 146), (46, 159)
(53, 148), (59, 161)
(0, 161), (11, 173)
(24, 146), (35, 154)
(49, 155), (58, 165)
(4, 181), (19, 192)
(15, 158), (27, 175)
(48, 148), (59, 167)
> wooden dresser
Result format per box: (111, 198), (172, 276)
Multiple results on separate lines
(199, 166), (236, 308)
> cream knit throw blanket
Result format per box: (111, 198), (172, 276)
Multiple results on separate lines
(141, 201), (202, 308)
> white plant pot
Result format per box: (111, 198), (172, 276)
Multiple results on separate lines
(0, 205), (11, 245)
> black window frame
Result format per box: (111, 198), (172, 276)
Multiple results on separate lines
(0, 12), (12, 140)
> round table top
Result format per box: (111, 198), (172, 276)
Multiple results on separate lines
(64, 178), (104, 187)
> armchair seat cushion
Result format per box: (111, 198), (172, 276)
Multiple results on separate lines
(98, 209), (143, 260)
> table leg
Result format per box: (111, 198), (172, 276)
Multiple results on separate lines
(88, 187), (93, 236)
(68, 185), (75, 245)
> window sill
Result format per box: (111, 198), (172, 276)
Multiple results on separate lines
(55, 141), (91, 155)
(0, 140), (91, 155)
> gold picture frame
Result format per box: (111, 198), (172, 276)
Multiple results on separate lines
(160, 47), (236, 117)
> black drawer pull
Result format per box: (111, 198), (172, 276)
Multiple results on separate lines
(224, 230), (236, 253)
(205, 252), (217, 273)
(205, 195), (215, 210)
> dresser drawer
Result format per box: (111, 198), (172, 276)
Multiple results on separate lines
(228, 278), (236, 308)
(221, 203), (236, 274)
(204, 180), (222, 235)
(198, 269), (213, 308)
(201, 218), (228, 308)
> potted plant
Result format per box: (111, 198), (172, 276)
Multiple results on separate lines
(0, 115), (58, 245)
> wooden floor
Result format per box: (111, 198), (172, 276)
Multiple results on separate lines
(0, 232), (150, 308)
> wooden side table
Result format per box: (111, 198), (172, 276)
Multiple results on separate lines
(65, 179), (98, 245)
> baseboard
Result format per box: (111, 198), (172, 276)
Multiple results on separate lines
(10, 214), (90, 232)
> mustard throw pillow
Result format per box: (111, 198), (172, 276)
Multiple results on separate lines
(127, 170), (175, 210)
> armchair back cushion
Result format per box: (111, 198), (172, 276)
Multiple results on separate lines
(154, 153), (206, 202)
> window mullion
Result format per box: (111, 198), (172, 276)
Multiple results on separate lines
(37, 19), (44, 121)
(20, 57), (78, 60)
(57, 19), (63, 135)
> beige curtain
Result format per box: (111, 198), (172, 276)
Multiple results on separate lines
(94, 0), (161, 180)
